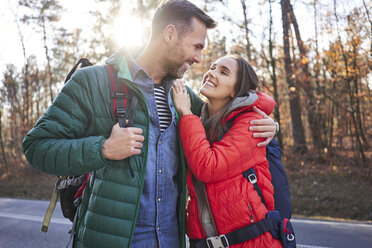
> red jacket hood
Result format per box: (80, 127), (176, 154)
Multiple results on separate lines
(224, 92), (276, 122)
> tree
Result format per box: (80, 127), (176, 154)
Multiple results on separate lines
(332, 1), (369, 164)
(0, 105), (8, 168)
(280, 0), (307, 153)
(286, 0), (326, 155)
(267, 0), (282, 149)
(1, 65), (22, 158)
(240, 0), (252, 60)
(19, 0), (63, 103)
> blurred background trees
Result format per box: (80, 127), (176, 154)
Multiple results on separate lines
(0, 0), (370, 171)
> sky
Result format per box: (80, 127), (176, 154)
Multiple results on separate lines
(0, 0), (106, 72)
(0, 0), (369, 76)
(0, 0), (307, 73)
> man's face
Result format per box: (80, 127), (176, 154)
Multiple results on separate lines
(162, 17), (207, 78)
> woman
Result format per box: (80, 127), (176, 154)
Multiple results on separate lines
(172, 55), (282, 248)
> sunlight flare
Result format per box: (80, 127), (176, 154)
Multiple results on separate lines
(113, 9), (144, 47)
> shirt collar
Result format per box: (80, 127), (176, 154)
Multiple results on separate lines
(126, 55), (149, 80)
(126, 55), (176, 90)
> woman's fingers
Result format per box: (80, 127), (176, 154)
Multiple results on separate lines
(173, 79), (187, 95)
(173, 80), (181, 93)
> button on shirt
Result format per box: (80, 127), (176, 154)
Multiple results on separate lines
(127, 56), (180, 248)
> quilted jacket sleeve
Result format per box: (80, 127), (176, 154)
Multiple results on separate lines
(178, 112), (267, 183)
(22, 69), (108, 176)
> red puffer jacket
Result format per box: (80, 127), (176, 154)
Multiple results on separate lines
(179, 92), (282, 248)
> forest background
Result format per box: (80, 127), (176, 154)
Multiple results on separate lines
(0, 0), (371, 221)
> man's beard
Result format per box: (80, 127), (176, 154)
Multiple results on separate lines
(162, 44), (188, 79)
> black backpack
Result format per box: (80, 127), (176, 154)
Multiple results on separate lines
(41, 58), (136, 232)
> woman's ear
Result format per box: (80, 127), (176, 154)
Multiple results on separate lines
(230, 84), (238, 98)
(163, 24), (178, 44)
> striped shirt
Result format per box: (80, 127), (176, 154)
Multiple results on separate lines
(154, 84), (172, 132)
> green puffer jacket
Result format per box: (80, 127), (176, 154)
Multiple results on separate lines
(22, 52), (204, 248)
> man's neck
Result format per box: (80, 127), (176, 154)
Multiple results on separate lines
(135, 44), (167, 84)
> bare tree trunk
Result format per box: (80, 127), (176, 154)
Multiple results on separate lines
(268, 0), (283, 149)
(240, 0), (252, 60)
(287, 0), (325, 154)
(362, 0), (372, 55)
(36, 70), (41, 119)
(351, 42), (368, 148)
(327, 74), (337, 156)
(281, 0), (307, 153)
(0, 109), (8, 168)
(334, 0), (366, 164)
(42, 15), (54, 103)
(313, 0), (328, 155)
(14, 12), (30, 135)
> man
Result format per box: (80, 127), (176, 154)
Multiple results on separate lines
(23, 1), (277, 247)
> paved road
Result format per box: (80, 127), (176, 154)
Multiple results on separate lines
(0, 198), (371, 248)
(0, 198), (70, 248)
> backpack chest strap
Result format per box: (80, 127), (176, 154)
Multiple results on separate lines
(190, 217), (280, 248)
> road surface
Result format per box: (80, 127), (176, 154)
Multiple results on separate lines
(0, 198), (371, 248)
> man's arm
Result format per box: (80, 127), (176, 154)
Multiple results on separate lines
(250, 106), (278, 147)
(23, 73), (106, 176)
(23, 69), (144, 176)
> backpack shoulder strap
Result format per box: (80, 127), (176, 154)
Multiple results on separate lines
(106, 64), (129, 128)
(219, 113), (268, 207)
(65, 58), (93, 83)
(242, 168), (267, 208)
(105, 64), (137, 178)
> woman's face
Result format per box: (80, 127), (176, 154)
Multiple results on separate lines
(200, 57), (238, 102)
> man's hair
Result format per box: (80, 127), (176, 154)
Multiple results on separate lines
(151, 0), (217, 39)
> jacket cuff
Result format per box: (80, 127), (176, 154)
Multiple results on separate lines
(179, 114), (199, 127)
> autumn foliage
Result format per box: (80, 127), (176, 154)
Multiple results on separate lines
(0, 1), (370, 215)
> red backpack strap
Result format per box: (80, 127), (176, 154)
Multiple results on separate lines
(107, 64), (129, 127)
(106, 64), (135, 178)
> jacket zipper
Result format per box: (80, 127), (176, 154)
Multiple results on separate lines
(123, 81), (151, 248)
(192, 176), (207, 239)
(196, 209), (206, 238)
(203, 185), (219, 235)
(248, 203), (255, 223)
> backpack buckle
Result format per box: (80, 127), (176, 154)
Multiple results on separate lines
(111, 92), (127, 99)
(287, 233), (295, 241)
(117, 108), (126, 118)
(247, 173), (257, 184)
(206, 234), (229, 248)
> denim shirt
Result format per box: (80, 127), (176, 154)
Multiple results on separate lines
(127, 56), (180, 248)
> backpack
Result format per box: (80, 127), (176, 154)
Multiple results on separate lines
(221, 116), (292, 219)
(241, 138), (296, 247)
(201, 116), (296, 248)
(41, 58), (136, 233)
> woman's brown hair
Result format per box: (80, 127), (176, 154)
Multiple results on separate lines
(201, 55), (259, 143)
